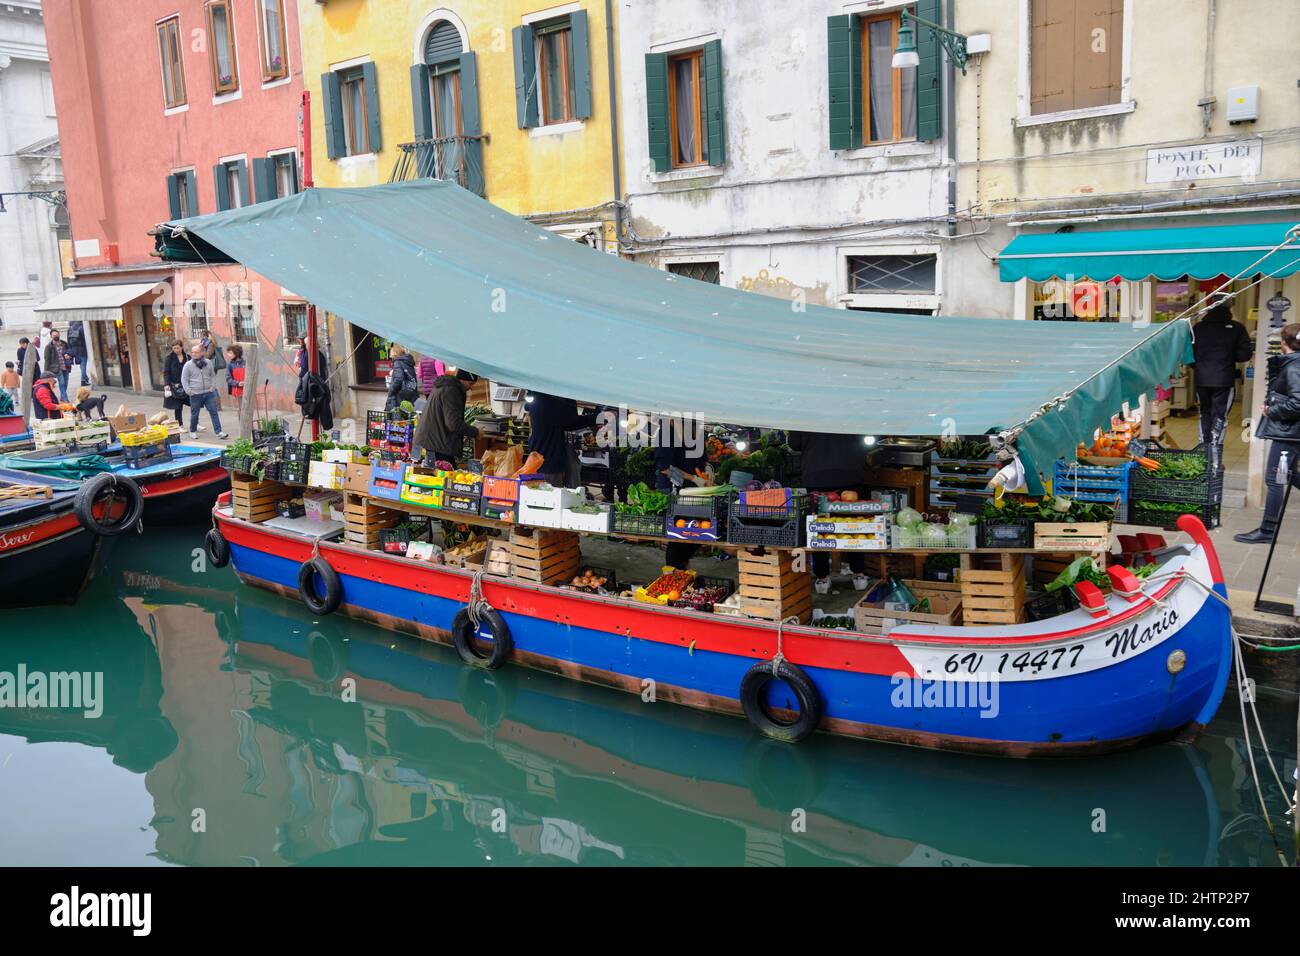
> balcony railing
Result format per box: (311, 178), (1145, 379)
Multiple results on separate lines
(389, 135), (486, 197)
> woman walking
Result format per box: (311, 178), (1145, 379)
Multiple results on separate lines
(162, 340), (189, 425)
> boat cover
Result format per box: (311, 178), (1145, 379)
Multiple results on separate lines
(0, 453), (111, 481)
(155, 181), (1192, 489)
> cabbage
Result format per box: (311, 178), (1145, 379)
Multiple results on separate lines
(922, 523), (949, 544)
(947, 513), (974, 530)
(895, 507), (923, 528)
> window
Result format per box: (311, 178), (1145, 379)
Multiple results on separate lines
(280, 301), (308, 345)
(185, 299), (209, 334)
(1030, 0), (1124, 115)
(167, 170), (198, 219)
(157, 17), (186, 108)
(207, 1), (239, 95)
(536, 18), (575, 125)
(863, 11), (916, 143)
(668, 51), (708, 167)
(667, 261), (720, 285)
(257, 0), (288, 82)
(341, 68), (371, 155)
(231, 300), (258, 341)
(214, 159), (249, 211)
(322, 63), (381, 159)
(273, 153), (298, 197)
(848, 254), (935, 294)
(645, 40), (725, 172)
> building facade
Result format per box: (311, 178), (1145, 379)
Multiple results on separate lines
(0, 0), (66, 337)
(42, 0), (306, 412)
(296, 0), (621, 418)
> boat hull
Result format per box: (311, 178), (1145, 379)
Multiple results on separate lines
(0, 507), (108, 607)
(214, 509), (1233, 757)
(138, 463), (230, 523)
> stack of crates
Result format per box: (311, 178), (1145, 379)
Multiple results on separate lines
(1127, 442), (1222, 530)
(1053, 459), (1133, 523)
(33, 417), (77, 450)
(120, 424), (172, 469)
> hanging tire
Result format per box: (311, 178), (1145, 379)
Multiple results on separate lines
(739, 659), (822, 743)
(451, 606), (512, 670)
(298, 557), (342, 616)
(74, 473), (144, 537)
(205, 527), (231, 568)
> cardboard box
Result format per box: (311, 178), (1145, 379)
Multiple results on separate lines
(806, 514), (889, 550)
(344, 462), (371, 495)
(110, 411), (148, 434)
(321, 447), (368, 464)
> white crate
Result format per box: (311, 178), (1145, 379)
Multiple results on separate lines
(891, 523), (977, 550)
(321, 448), (367, 464)
(560, 504), (613, 533)
(517, 484), (586, 529)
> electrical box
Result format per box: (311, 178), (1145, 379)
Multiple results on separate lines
(1226, 85), (1259, 124)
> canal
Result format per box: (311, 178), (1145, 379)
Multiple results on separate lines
(1, 529), (1295, 867)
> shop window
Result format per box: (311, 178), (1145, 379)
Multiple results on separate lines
(667, 261), (720, 285)
(1030, 0), (1124, 115)
(862, 11), (916, 144)
(157, 16), (186, 108)
(207, 0), (239, 95)
(166, 169), (198, 219)
(257, 0), (288, 83)
(186, 299), (209, 334)
(351, 325), (395, 387)
(848, 254), (935, 294)
(280, 301), (308, 346)
(214, 159), (250, 211)
(231, 300), (258, 341)
(1032, 279), (1123, 322)
(511, 12), (592, 129)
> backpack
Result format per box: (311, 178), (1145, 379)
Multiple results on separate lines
(398, 370), (420, 404)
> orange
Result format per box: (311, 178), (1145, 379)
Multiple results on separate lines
(675, 518), (687, 528)
(699, 520), (712, 529)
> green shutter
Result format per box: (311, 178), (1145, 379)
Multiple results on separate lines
(411, 63), (432, 140)
(459, 52), (485, 197)
(512, 24), (538, 128)
(167, 175), (182, 219)
(569, 10), (593, 119)
(213, 163), (230, 211)
(915, 0), (943, 142)
(645, 52), (670, 172)
(183, 172), (199, 215)
(234, 158), (251, 206)
(827, 14), (863, 150)
(321, 72), (345, 159)
(362, 61), (382, 151)
(703, 39), (725, 166)
(252, 157), (275, 202)
(289, 154), (299, 193)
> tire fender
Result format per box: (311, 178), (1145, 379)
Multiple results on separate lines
(739, 659), (822, 743)
(451, 606), (512, 670)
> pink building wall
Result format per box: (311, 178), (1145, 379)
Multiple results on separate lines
(43, 0), (307, 414)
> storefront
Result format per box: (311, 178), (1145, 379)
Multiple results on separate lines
(33, 280), (166, 391)
(139, 304), (178, 392)
(91, 317), (133, 388)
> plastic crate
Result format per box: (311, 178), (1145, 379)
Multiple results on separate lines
(280, 460), (308, 485)
(977, 518), (1033, 549)
(1131, 500), (1221, 531)
(123, 441), (173, 469)
(1054, 459), (1132, 502)
(727, 512), (804, 548)
(731, 490), (810, 521)
(891, 522), (977, 550)
(1128, 442), (1222, 506)
(666, 492), (728, 541)
(1024, 588), (1080, 622)
(612, 512), (666, 537)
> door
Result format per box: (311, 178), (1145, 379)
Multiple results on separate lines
(429, 66), (463, 180)
(140, 305), (169, 391)
(93, 322), (125, 388)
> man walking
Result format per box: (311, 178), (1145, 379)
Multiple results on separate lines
(1190, 304), (1252, 454)
(42, 328), (72, 402)
(181, 343), (228, 440)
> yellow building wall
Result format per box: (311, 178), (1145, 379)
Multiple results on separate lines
(296, 0), (618, 218)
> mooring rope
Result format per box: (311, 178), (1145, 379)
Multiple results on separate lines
(467, 567), (491, 628)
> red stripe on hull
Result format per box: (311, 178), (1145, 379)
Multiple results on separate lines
(139, 465), (229, 498)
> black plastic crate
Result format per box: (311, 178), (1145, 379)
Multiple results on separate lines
(977, 518), (1033, 549)
(571, 566), (617, 592)
(1131, 500), (1220, 531)
(730, 490), (810, 521)
(1024, 588), (1080, 622)
(692, 574), (735, 599)
(262, 460), (282, 481)
(726, 512), (804, 548)
(123, 441), (172, 469)
(220, 452), (252, 473)
(281, 460), (307, 484)
(612, 512), (666, 537)
(669, 492), (729, 522)
(1128, 441), (1222, 505)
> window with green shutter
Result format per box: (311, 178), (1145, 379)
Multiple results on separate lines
(166, 170), (197, 219)
(827, 14), (863, 150)
(323, 64), (380, 158)
(213, 159), (249, 211)
(512, 12), (592, 129)
(647, 40), (725, 171)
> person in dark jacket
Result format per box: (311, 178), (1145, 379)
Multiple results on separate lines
(414, 370), (479, 464)
(653, 416), (710, 569)
(162, 341), (189, 425)
(526, 392), (599, 486)
(1191, 303), (1253, 448)
(385, 346), (419, 412)
(1235, 323), (1300, 543)
(789, 431), (870, 590)
(30, 372), (62, 420)
(65, 320), (91, 388)
(16, 337), (39, 381)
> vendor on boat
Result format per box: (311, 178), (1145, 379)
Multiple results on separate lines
(29, 371), (64, 420)
(526, 391), (600, 486)
(655, 414), (709, 570)
(414, 368), (479, 465)
(788, 431), (870, 593)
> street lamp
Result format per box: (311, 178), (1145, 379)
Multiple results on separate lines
(892, 9), (972, 75)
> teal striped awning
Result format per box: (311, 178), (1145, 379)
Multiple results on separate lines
(1000, 221), (1300, 283)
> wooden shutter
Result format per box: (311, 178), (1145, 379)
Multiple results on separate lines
(703, 40), (726, 165)
(183, 172), (199, 215)
(252, 157), (275, 202)
(233, 159), (251, 206)
(827, 15), (863, 150)
(570, 10), (593, 119)
(362, 61), (382, 151)
(459, 52), (486, 197)
(321, 72), (345, 158)
(167, 175), (182, 219)
(915, 0), (943, 141)
(411, 64), (432, 140)
(1031, 0), (1123, 115)
(213, 164), (231, 211)
(512, 24), (539, 128)
(644, 53), (670, 172)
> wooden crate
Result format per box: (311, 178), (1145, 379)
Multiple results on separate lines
(737, 548), (812, 624)
(958, 553), (1026, 625)
(230, 475), (289, 523)
(1033, 521), (1110, 551)
(858, 553), (920, 580)
(342, 492), (403, 549)
(854, 585), (963, 635)
(509, 527), (580, 584)
(0, 484), (53, 501)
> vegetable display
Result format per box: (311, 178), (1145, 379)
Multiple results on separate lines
(616, 482), (669, 516)
(980, 496), (1114, 525)
(1154, 456), (1207, 481)
(937, 438), (993, 461)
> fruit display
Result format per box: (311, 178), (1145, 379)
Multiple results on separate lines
(569, 568), (613, 593)
(635, 568), (697, 604)
(668, 584), (730, 612)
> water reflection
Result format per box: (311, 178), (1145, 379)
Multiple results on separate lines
(0, 531), (1294, 867)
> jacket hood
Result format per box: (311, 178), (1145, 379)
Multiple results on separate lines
(394, 353), (415, 368)
(434, 373), (462, 389)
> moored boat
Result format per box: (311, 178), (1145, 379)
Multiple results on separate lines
(0, 414), (32, 451)
(210, 500), (1233, 757)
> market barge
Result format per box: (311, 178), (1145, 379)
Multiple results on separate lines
(211, 501), (1233, 757)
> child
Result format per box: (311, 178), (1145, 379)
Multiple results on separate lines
(73, 385), (107, 421)
(1, 361), (19, 409)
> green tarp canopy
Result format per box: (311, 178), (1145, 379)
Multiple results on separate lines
(1000, 221), (1300, 283)
(0, 453), (110, 482)
(156, 181), (1193, 492)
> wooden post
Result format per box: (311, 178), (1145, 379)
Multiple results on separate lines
(238, 342), (260, 438)
(19, 339), (37, 426)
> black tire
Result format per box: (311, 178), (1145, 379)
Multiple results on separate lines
(74, 472), (145, 537)
(451, 606), (512, 670)
(205, 527), (230, 568)
(297, 557), (342, 616)
(739, 659), (822, 743)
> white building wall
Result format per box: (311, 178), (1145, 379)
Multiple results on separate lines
(617, 0), (958, 312)
(0, 0), (64, 336)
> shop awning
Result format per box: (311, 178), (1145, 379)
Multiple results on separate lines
(34, 281), (164, 323)
(999, 221), (1300, 283)
(155, 181), (1193, 491)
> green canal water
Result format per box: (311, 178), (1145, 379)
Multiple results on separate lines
(1, 529), (1295, 867)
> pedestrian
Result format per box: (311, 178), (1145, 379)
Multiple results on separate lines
(294, 337), (326, 379)
(42, 328), (72, 402)
(65, 319), (92, 388)
(417, 356), (443, 398)
(162, 340), (189, 426)
(225, 344), (246, 400)
(16, 336), (39, 383)
(1, 361), (20, 410)
(181, 343), (228, 439)
(788, 431), (871, 592)
(526, 391), (599, 487)
(1234, 323), (1300, 544)
(1191, 303), (1252, 451)
(414, 369), (479, 464)
(385, 344), (419, 412)
(35, 319), (54, 353)
(29, 371), (62, 420)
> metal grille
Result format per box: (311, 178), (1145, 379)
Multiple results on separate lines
(847, 254), (936, 294)
(232, 301), (258, 341)
(185, 300), (208, 332)
(389, 136), (486, 196)
(280, 302), (308, 342)
(667, 261), (720, 284)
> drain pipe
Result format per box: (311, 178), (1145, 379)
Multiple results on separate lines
(604, 0), (623, 253)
